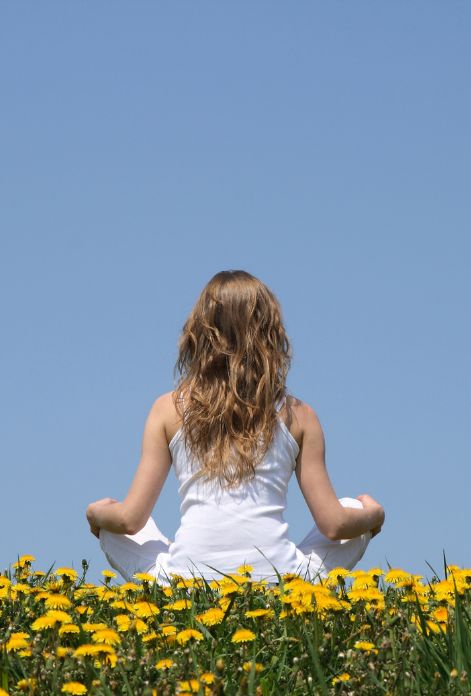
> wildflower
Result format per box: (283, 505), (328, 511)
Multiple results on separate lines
(57, 647), (74, 657)
(163, 599), (192, 611)
(161, 625), (177, 636)
(45, 594), (73, 609)
(31, 615), (59, 631)
(200, 672), (215, 684)
(384, 569), (413, 585)
(238, 564), (254, 574)
(353, 640), (379, 654)
(231, 628), (256, 643)
(81, 623), (109, 632)
(332, 672), (351, 684)
(6, 632), (30, 652)
(195, 607), (225, 626)
(156, 658), (174, 669)
(133, 572), (156, 582)
(327, 567), (350, 579)
(59, 624), (80, 636)
(13, 554), (36, 568)
(0, 689), (9, 696)
(243, 661), (264, 672)
(432, 606), (448, 623)
(131, 600), (160, 617)
(61, 682), (87, 694)
(92, 628), (121, 645)
(101, 569), (117, 578)
(45, 609), (73, 623)
(177, 680), (200, 693)
(114, 614), (131, 632)
(176, 628), (204, 645)
(55, 568), (79, 581)
(119, 582), (141, 593)
(244, 608), (275, 619)
(16, 678), (37, 692)
(73, 644), (103, 657)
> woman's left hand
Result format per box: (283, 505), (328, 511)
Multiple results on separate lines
(86, 498), (119, 539)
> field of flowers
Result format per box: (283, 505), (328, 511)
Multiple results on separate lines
(1, 555), (471, 695)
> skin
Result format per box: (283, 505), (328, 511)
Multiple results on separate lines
(86, 392), (385, 541)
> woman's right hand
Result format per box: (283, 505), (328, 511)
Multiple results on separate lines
(356, 493), (385, 538)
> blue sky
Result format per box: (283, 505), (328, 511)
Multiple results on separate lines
(1, 2), (470, 585)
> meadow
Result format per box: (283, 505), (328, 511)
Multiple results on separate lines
(1, 554), (470, 695)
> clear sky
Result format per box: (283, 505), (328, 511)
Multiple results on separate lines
(1, 2), (470, 586)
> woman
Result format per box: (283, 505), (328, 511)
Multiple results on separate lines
(86, 270), (385, 586)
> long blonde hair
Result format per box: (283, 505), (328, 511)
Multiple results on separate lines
(172, 270), (292, 489)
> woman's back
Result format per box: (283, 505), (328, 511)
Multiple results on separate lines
(165, 394), (306, 581)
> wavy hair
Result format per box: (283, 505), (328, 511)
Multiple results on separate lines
(172, 270), (293, 489)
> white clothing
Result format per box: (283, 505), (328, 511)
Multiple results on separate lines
(99, 397), (372, 585)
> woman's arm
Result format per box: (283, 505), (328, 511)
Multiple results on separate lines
(86, 393), (173, 536)
(294, 403), (384, 540)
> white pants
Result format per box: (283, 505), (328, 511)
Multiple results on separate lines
(99, 497), (372, 584)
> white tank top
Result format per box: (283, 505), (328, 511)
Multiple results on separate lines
(160, 396), (310, 583)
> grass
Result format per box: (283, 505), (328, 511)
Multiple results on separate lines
(1, 553), (470, 695)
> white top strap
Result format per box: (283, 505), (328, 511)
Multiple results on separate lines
(275, 394), (286, 412)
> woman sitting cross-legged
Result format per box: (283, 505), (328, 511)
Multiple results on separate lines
(86, 269), (385, 586)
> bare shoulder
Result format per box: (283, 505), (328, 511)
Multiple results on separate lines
(283, 395), (324, 451)
(147, 391), (182, 445)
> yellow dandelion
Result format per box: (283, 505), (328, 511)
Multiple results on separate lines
(366, 567), (384, 577)
(61, 682), (87, 694)
(218, 596), (231, 612)
(199, 672), (215, 684)
(231, 628), (256, 643)
(57, 647), (73, 658)
(0, 690), (9, 696)
(218, 581), (244, 596)
(114, 614), (131, 632)
(163, 599), (192, 611)
(133, 572), (156, 582)
(31, 615), (58, 631)
(332, 672), (351, 684)
(94, 587), (117, 602)
(244, 608), (275, 619)
(131, 600), (160, 617)
(59, 624), (80, 636)
(242, 661), (264, 672)
(101, 569), (117, 578)
(55, 568), (79, 581)
(195, 607), (225, 626)
(161, 625), (177, 636)
(237, 564), (254, 574)
(73, 644), (102, 657)
(16, 678), (37, 691)
(176, 628), (204, 645)
(76, 643), (115, 657)
(81, 622), (109, 632)
(119, 582), (141, 592)
(45, 609), (73, 624)
(45, 594), (73, 609)
(327, 567), (350, 579)
(177, 680), (200, 693)
(353, 640), (379, 654)
(92, 628), (121, 645)
(384, 569), (413, 585)
(432, 606), (448, 623)
(156, 658), (174, 669)
(13, 554), (36, 568)
(6, 633), (30, 652)
(15, 680), (33, 694)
